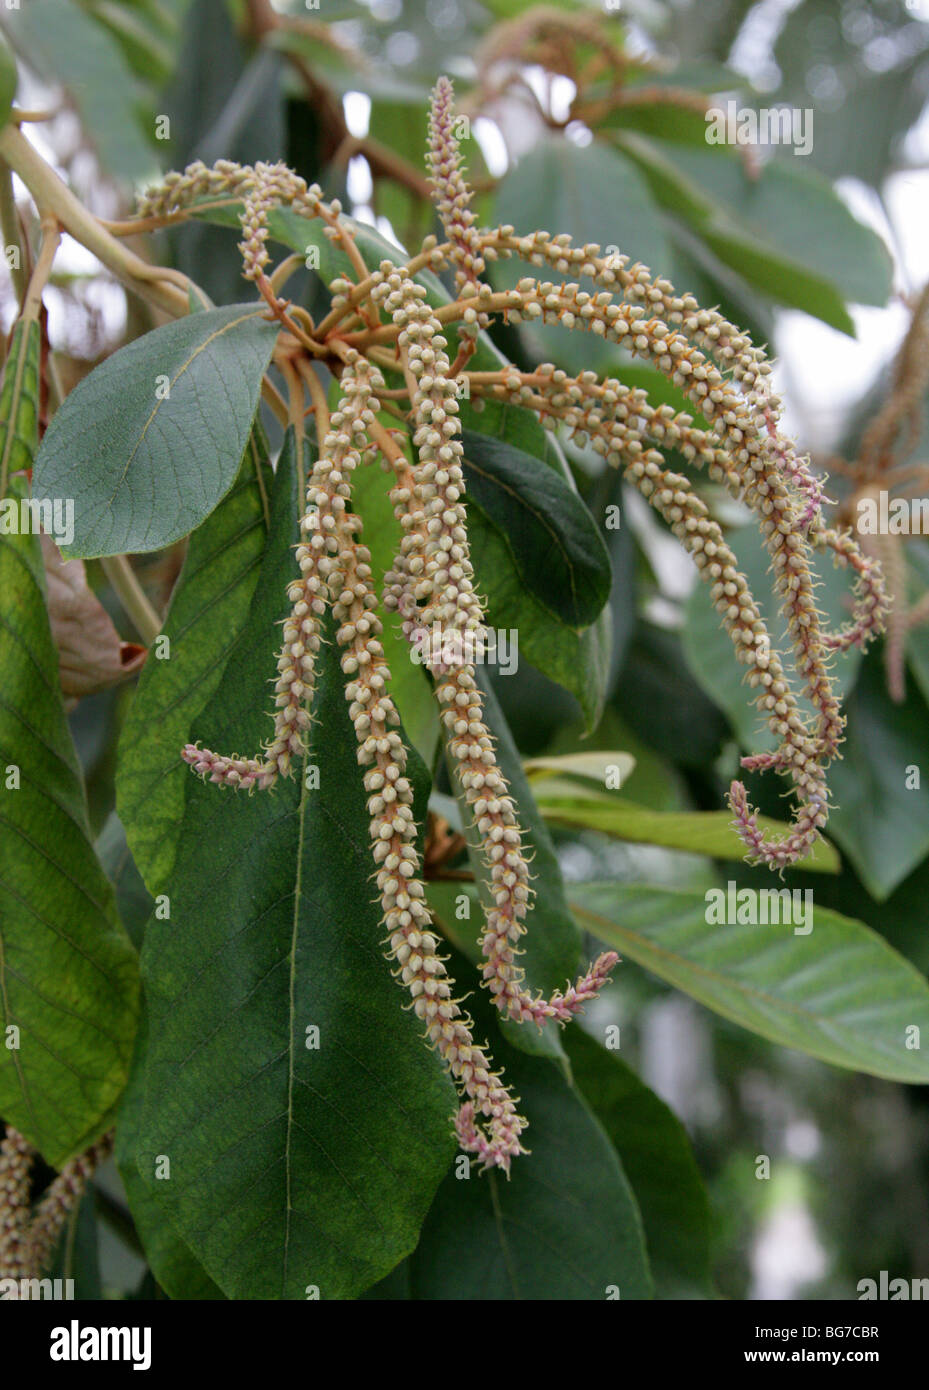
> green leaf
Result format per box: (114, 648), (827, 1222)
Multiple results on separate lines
(133, 436), (456, 1299)
(116, 431), (273, 894)
(601, 100), (718, 147)
(621, 139), (892, 330)
(524, 750), (636, 787)
(571, 882), (929, 1083)
(773, 0), (929, 190)
(615, 622), (729, 768)
(538, 795), (839, 872)
(49, 1187), (101, 1300)
(95, 812), (154, 952)
(0, 31), (16, 128)
(460, 428), (611, 629)
(466, 488), (611, 729)
(338, 421), (439, 770)
(457, 399), (613, 727)
(33, 304), (280, 558)
(493, 135), (673, 282)
(4, 0), (156, 182)
(0, 495), (139, 1165)
(165, 0), (285, 308)
(0, 319), (40, 498)
(827, 655), (929, 901)
(408, 951), (652, 1300)
(442, 667), (583, 1060)
(565, 1028), (713, 1298)
(116, 1012), (225, 1300)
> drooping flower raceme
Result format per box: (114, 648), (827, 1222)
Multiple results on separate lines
(124, 76), (889, 1171)
(0, 1125), (112, 1286)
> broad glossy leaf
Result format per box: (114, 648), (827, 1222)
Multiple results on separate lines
(409, 951), (652, 1301)
(466, 491), (611, 729)
(458, 400), (614, 727)
(571, 882), (929, 1082)
(33, 304), (280, 558)
(86, 0), (174, 87)
(460, 428), (611, 629)
(0, 496), (139, 1165)
(827, 655), (929, 901)
(165, 0), (285, 308)
(602, 100), (719, 146)
(95, 813), (153, 953)
(565, 1028), (713, 1298)
(612, 134), (868, 334)
(134, 439), (456, 1299)
(774, 0), (929, 190)
(116, 431), (273, 893)
(538, 795), (839, 872)
(459, 394), (572, 475)
(616, 622), (729, 767)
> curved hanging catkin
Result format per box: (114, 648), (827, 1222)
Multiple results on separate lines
(132, 76), (889, 1170)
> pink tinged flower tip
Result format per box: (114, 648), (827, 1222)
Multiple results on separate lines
(181, 743), (276, 791)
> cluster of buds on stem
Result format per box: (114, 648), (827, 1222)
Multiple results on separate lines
(135, 74), (889, 1169)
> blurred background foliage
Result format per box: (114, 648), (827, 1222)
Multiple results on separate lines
(3, 0), (929, 1299)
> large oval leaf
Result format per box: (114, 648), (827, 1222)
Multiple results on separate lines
(466, 490), (612, 730)
(116, 1012), (225, 1300)
(571, 882), (929, 1083)
(460, 427), (611, 629)
(536, 794), (839, 872)
(565, 1028), (713, 1298)
(33, 303), (280, 558)
(0, 500), (139, 1164)
(617, 136), (892, 333)
(132, 437), (456, 1299)
(827, 656), (929, 902)
(116, 430), (273, 893)
(459, 401), (613, 729)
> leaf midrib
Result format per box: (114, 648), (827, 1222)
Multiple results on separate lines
(572, 897), (929, 1077)
(105, 308), (267, 508)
